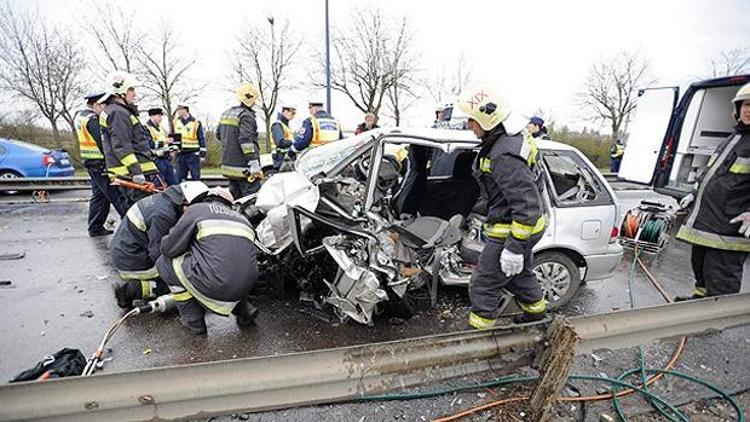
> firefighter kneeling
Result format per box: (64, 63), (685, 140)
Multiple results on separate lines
(458, 84), (549, 329)
(156, 187), (259, 335)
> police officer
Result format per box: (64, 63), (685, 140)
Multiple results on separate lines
(457, 84), (548, 329)
(675, 82), (750, 300)
(286, 100), (342, 160)
(75, 92), (129, 236)
(145, 107), (178, 186)
(99, 71), (160, 205)
(110, 181), (209, 309)
(270, 105), (296, 171)
(609, 139), (625, 173)
(217, 83), (262, 199)
(173, 104), (206, 181)
(526, 116), (549, 140)
(156, 187), (259, 335)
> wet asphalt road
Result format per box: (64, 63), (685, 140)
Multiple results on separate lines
(1, 189), (749, 421)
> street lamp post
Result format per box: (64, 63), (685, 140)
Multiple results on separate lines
(325, 0), (332, 114)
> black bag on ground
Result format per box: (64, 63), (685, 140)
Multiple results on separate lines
(9, 348), (86, 382)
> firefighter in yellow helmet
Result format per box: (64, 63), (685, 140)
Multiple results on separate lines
(675, 81), (750, 301)
(216, 82), (262, 199)
(458, 84), (548, 329)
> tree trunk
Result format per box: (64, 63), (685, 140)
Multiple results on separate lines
(49, 119), (62, 149)
(264, 117), (272, 154)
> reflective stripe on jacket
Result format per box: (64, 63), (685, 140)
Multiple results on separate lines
(216, 105), (259, 180)
(100, 101), (157, 177)
(173, 117), (200, 151)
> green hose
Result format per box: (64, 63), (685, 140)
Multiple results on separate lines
(355, 250), (746, 421)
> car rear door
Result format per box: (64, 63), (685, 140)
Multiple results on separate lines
(617, 88), (679, 184)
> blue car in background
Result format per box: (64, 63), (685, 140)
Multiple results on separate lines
(0, 138), (75, 180)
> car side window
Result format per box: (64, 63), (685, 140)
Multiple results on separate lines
(540, 150), (609, 207)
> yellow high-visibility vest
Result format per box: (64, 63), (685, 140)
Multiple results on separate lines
(76, 111), (103, 161)
(147, 123), (169, 148)
(311, 116), (340, 147)
(173, 118), (200, 151)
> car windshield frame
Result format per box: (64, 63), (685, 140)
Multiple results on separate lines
(295, 132), (378, 179)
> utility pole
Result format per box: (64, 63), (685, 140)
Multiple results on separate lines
(325, 0), (332, 114)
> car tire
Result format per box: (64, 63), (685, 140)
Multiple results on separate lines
(533, 251), (581, 310)
(0, 170), (22, 195)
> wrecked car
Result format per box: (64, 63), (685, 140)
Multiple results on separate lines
(238, 128), (623, 325)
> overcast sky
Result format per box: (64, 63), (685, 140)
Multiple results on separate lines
(10, 0), (750, 133)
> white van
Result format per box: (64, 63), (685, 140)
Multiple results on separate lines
(618, 74), (750, 196)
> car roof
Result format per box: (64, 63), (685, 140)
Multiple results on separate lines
(0, 138), (51, 153)
(370, 127), (576, 152)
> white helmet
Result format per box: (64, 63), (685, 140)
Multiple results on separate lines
(180, 181), (210, 205)
(457, 83), (526, 135)
(207, 187), (234, 203)
(732, 82), (750, 120)
(104, 71), (137, 98)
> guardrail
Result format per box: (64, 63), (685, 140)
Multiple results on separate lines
(0, 293), (747, 421)
(0, 173), (622, 193)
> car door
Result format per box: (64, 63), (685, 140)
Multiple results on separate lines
(617, 88), (679, 184)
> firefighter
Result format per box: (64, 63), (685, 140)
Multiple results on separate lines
(457, 84), (548, 329)
(217, 82), (262, 199)
(145, 107), (178, 186)
(156, 187), (259, 335)
(286, 100), (342, 160)
(173, 104), (206, 182)
(675, 82), (750, 300)
(75, 92), (129, 236)
(99, 71), (161, 205)
(270, 105), (297, 171)
(110, 181), (209, 309)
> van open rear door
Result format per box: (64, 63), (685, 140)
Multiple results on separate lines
(617, 88), (679, 184)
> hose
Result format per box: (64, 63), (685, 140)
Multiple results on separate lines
(356, 250), (745, 421)
(82, 308), (139, 376)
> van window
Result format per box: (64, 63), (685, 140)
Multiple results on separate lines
(541, 150), (611, 207)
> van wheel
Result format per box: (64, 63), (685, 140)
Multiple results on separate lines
(533, 251), (581, 310)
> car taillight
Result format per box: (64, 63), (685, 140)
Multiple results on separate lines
(609, 226), (619, 243)
(42, 154), (55, 166)
(659, 136), (674, 169)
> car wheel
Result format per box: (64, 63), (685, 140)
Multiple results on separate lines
(0, 170), (22, 195)
(533, 251), (581, 310)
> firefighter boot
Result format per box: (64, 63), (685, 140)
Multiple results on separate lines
(232, 299), (260, 327)
(113, 281), (141, 309)
(176, 299), (207, 335)
(512, 310), (548, 324)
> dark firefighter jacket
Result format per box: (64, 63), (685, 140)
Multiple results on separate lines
(157, 200), (258, 315)
(677, 124), (750, 251)
(216, 105), (259, 180)
(473, 125), (546, 255)
(110, 185), (185, 276)
(100, 101), (157, 177)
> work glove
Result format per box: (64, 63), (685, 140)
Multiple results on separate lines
(132, 174), (146, 184)
(729, 212), (750, 238)
(500, 248), (524, 277)
(286, 150), (297, 160)
(678, 193), (695, 211)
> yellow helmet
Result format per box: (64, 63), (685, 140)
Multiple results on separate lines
(236, 82), (260, 108)
(732, 82), (750, 120)
(457, 84), (513, 132)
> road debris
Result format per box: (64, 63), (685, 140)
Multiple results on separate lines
(0, 280), (12, 286)
(0, 252), (25, 260)
(80, 311), (94, 318)
(143, 348), (152, 355)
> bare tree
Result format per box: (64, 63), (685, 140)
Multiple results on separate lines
(233, 17), (301, 151)
(0, 3), (86, 151)
(84, 2), (143, 73)
(137, 22), (199, 131)
(705, 48), (750, 78)
(426, 53), (472, 106)
(317, 9), (416, 119)
(577, 51), (654, 140)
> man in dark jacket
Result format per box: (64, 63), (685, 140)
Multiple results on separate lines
(217, 83), (262, 199)
(458, 85), (548, 329)
(75, 92), (129, 236)
(110, 181), (209, 308)
(99, 71), (160, 206)
(286, 101), (342, 160)
(355, 112), (379, 135)
(271, 105), (296, 171)
(156, 187), (259, 335)
(675, 82), (750, 300)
